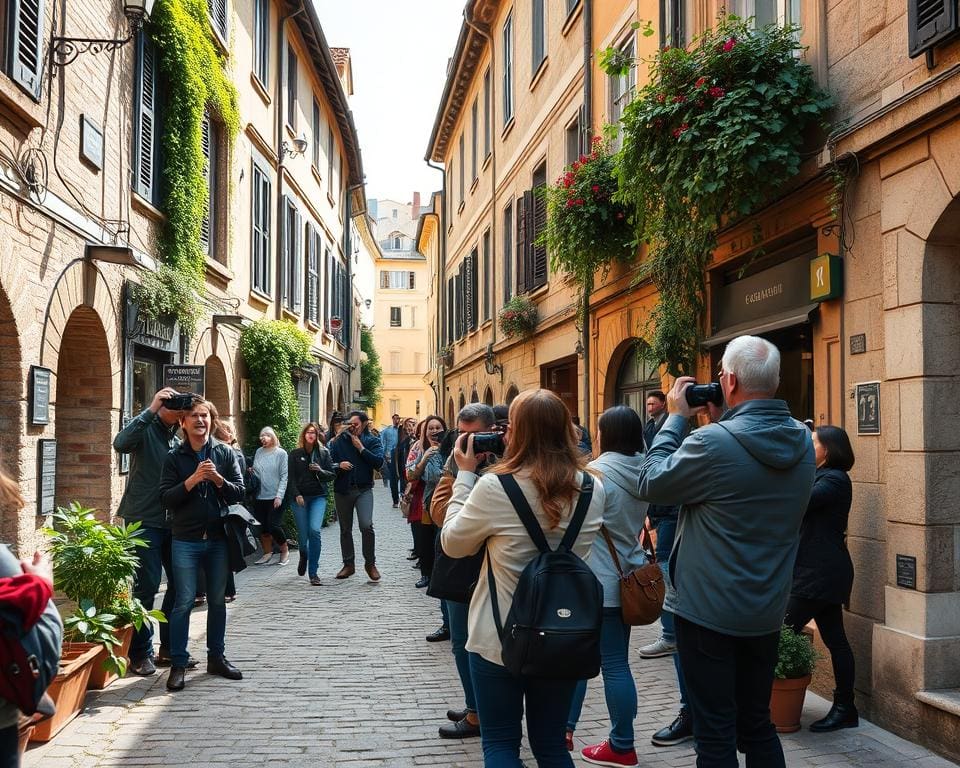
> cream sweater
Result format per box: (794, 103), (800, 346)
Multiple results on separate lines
(441, 469), (605, 666)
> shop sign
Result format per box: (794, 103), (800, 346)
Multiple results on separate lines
(37, 439), (57, 517)
(163, 364), (205, 395)
(713, 256), (811, 331)
(856, 381), (881, 435)
(140, 316), (176, 345)
(29, 366), (52, 426)
(80, 115), (104, 170)
(810, 253), (842, 301)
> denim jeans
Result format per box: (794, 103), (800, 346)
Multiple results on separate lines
(675, 615), (784, 768)
(335, 488), (375, 565)
(567, 608), (636, 749)
(653, 516), (677, 644)
(470, 654), (577, 767)
(170, 538), (229, 668)
(446, 599), (476, 713)
(388, 463), (402, 505)
(129, 525), (175, 662)
(291, 494), (326, 578)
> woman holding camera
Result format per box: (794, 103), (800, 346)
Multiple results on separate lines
(442, 389), (605, 767)
(288, 423), (336, 585)
(406, 415), (447, 589)
(785, 425), (858, 732)
(252, 427), (289, 565)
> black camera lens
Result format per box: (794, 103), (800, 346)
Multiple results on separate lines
(462, 432), (505, 456)
(685, 382), (724, 408)
(162, 393), (196, 411)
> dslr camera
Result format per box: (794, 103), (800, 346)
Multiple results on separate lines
(685, 382), (723, 408)
(162, 392), (196, 411)
(460, 432), (505, 456)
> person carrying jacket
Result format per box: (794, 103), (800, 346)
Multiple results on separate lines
(158, 396), (245, 693)
(328, 410), (384, 582)
(288, 423), (336, 585)
(637, 335), (815, 768)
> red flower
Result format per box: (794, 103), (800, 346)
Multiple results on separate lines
(662, 45), (671, 52)
(591, 135), (603, 146)
(708, 86), (725, 99)
(591, 185), (600, 193)
(695, 76), (708, 88)
(579, 154), (589, 164)
(671, 95), (686, 104)
(572, 161), (580, 171)
(722, 37), (737, 52)
(566, 199), (575, 208)
(656, 93), (666, 103)
(672, 122), (690, 138)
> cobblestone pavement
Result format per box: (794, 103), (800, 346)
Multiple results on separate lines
(24, 485), (959, 768)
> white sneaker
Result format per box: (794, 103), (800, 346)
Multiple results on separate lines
(638, 638), (677, 659)
(254, 553), (273, 565)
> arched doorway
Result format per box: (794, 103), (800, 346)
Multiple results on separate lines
(505, 384), (519, 405)
(325, 384), (334, 423)
(0, 287), (22, 543)
(612, 341), (661, 416)
(204, 355), (230, 420)
(447, 397), (455, 424)
(337, 386), (345, 414)
(55, 307), (114, 518)
(458, 392), (466, 411)
(470, 388), (479, 403)
(483, 386), (494, 406)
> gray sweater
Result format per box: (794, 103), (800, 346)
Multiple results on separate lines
(253, 447), (288, 501)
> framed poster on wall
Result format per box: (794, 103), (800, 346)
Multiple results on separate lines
(856, 381), (881, 435)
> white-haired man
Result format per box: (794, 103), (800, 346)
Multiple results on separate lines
(637, 335), (815, 767)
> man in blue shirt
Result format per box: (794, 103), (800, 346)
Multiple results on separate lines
(329, 411), (385, 582)
(380, 413), (402, 506)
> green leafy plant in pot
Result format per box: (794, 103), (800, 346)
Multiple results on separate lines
(770, 625), (819, 733)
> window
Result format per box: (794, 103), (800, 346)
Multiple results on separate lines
(503, 203), (513, 303)
(731, 0), (800, 28)
(5, 0), (46, 99)
(390, 397), (401, 414)
(464, 250), (478, 333)
(459, 134), (465, 206)
(415, 399), (421, 416)
(306, 225), (321, 325)
(394, 236), (401, 250)
(251, 162), (272, 295)
(379, 270), (415, 289)
(207, 0), (228, 44)
(565, 110), (582, 165)
(516, 165), (548, 295)
(502, 12), (514, 125)
(482, 229), (491, 322)
(390, 352), (401, 372)
(660, 0), (689, 49)
(471, 99), (479, 183)
(445, 276), (454, 343)
(390, 307), (401, 327)
(532, 0), (547, 74)
(483, 68), (491, 158)
(326, 127), (334, 196)
(410, 305), (417, 328)
(200, 115), (220, 261)
(312, 99), (321, 168)
(392, 208), (398, 219)
(609, 35), (637, 151)
(282, 197), (303, 313)
(134, 33), (161, 204)
(253, 0), (269, 85)
(287, 44), (297, 128)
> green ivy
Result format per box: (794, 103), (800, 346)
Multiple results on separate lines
(239, 320), (313, 452)
(359, 326), (382, 407)
(612, 14), (832, 375)
(134, 0), (240, 336)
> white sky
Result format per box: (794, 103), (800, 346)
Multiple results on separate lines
(313, 1), (466, 203)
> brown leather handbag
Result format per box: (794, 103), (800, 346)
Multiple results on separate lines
(600, 525), (665, 626)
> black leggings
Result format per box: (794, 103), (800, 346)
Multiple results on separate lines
(784, 596), (856, 704)
(253, 499), (287, 547)
(413, 522), (436, 578)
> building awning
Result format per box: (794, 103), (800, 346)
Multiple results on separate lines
(701, 304), (819, 349)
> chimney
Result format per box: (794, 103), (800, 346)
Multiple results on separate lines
(411, 192), (421, 220)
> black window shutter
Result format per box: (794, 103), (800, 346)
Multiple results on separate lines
(470, 251), (479, 331)
(516, 194), (528, 294)
(909, 0), (959, 58)
(200, 116), (212, 256)
(409, 271), (416, 289)
(134, 33), (158, 201)
(463, 254), (475, 332)
(532, 191), (548, 289)
(454, 269), (463, 339)
(8, 0), (46, 100)
(293, 211), (303, 312)
(280, 197), (291, 307)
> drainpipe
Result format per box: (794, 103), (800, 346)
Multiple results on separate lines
(344, 191), (354, 408)
(581, 0), (593, 432)
(426, 159), (446, 415)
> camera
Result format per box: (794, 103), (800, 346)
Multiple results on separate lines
(685, 382), (723, 408)
(162, 393), (196, 411)
(461, 432), (505, 456)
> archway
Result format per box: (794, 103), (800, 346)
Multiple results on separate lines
(608, 339), (661, 415)
(483, 386), (494, 406)
(0, 286), (22, 543)
(325, 383), (334, 424)
(337, 386), (345, 414)
(55, 307), (114, 518)
(470, 388), (479, 403)
(447, 397), (455, 425)
(505, 384), (519, 405)
(204, 355), (230, 420)
(458, 392), (466, 411)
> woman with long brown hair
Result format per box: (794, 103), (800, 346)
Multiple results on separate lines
(441, 389), (605, 767)
(288, 423), (336, 585)
(406, 415), (446, 588)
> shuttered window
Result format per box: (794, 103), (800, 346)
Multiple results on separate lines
(281, 197), (302, 313)
(503, 203), (513, 304)
(133, 33), (160, 204)
(306, 225), (320, 326)
(207, 0), (228, 44)
(312, 99), (321, 169)
(483, 69), (491, 158)
(199, 116), (218, 260)
(471, 99), (478, 183)
(323, 246), (332, 323)
(445, 277), (454, 344)
(532, 0), (546, 74)
(467, 249), (479, 332)
(459, 134), (465, 205)
(253, 0), (269, 84)
(454, 269), (464, 340)
(531, 163), (548, 290)
(502, 12), (514, 124)
(909, 0), (959, 58)
(286, 44), (297, 129)
(251, 162), (271, 295)
(7, 0), (46, 100)
(482, 229), (491, 322)
(390, 307), (401, 327)
(515, 192), (530, 294)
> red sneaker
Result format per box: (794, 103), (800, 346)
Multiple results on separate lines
(581, 740), (639, 767)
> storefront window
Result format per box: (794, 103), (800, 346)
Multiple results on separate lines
(132, 347), (170, 414)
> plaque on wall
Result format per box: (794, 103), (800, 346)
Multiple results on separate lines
(37, 439), (57, 517)
(896, 554), (917, 590)
(856, 381), (881, 435)
(30, 366), (52, 426)
(80, 115), (104, 170)
(163, 364), (205, 396)
(850, 333), (867, 355)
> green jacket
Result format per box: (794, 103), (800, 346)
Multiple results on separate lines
(114, 408), (180, 527)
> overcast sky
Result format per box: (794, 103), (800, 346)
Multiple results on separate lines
(313, 1), (465, 204)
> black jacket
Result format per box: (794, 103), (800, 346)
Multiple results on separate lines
(159, 438), (245, 541)
(643, 412), (677, 524)
(791, 467), (854, 604)
(329, 430), (384, 492)
(288, 446), (336, 499)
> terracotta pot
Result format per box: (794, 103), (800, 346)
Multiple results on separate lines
(29, 642), (101, 743)
(769, 674), (811, 733)
(87, 625), (135, 690)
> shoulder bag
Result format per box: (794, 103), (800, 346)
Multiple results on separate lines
(599, 525), (664, 626)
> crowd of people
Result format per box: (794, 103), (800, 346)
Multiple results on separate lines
(0, 332), (862, 768)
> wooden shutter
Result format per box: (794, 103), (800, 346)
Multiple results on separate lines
(463, 254), (475, 332)
(306, 226), (318, 324)
(515, 194), (527, 294)
(409, 271), (416, 289)
(8, 0), (46, 100)
(280, 197), (290, 307)
(293, 211), (303, 312)
(134, 34), (158, 200)
(908, 0), (959, 58)
(532, 191), (548, 289)
(470, 250), (479, 331)
(199, 117), (212, 256)
(455, 269), (464, 339)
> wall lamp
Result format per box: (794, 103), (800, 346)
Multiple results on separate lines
(85, 243), (138, 266)
(484, 344), (503, 381)
(51, 0), (155, 70)
(280, 134), (309, 161)
(212, 314), (248, 329)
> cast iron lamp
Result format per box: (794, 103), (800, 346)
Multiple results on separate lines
(51, 0), (156, 70)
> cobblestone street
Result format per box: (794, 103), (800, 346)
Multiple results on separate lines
(23, 486), (959, 768)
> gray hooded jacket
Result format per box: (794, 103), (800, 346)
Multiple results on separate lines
(638, 399), (815, 637)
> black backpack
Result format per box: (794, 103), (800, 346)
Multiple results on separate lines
(488, 474), (602, 680)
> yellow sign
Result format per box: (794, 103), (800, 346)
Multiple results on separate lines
(810, 254), (842, 301)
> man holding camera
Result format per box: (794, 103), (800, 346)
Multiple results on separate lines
(329, 410), (384, 581)
(637, 336), (815, 767)
(114, 387), (192, 675)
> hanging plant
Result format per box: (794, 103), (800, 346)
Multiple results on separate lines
(611, 14), (832, 375)
(538, 136), (635, 318)
(437, 344), (454, 366)
(498, 295), (539, 339)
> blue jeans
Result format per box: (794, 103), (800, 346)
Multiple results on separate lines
(446, 600), (476, 713)
(170, 538), (229, 668)
(653, 517), (677, 644)
(129, 526), (175, 662)
(470, 654), (577, 767)
(291, 495), (326, 578)
(567, 608), (636, 750)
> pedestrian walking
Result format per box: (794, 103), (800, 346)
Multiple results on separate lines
(638, 335), (816, 767)
(567, 405), (649, 766)
(158, 396), (245, 692)
(441, 389), (605, 767)
(785, 425), (858, 732)
(329, 410), (385, 581)
(252, 427), (290, 565)
(288, 423), (336, 585)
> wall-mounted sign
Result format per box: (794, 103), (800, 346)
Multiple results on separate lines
(713, 256), (812, 331)
(80, 115), (104, 171)
(29, 366), (52, 426)
(896, 554), (917, 590)
(810, 253), (843, 301)
(37, 439), (57, 517)
(850, 333), (867, 355)
(856, 381), (881, 435)
(163, 364), (205, 396)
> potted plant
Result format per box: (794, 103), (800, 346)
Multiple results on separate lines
(770, 624), (818, 733)
(28, 642), (102, 742)
(498, 295), (538, 339)
(437, 344), (454, 366)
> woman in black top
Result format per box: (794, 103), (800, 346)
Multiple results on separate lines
(288, 423), (336, 585)
(785, 425), (857, 732)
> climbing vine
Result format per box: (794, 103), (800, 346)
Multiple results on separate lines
(133, 0), (240, 336)
(239, 320), (313, 452)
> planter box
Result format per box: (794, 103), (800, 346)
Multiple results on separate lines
(87, 625), (135, 690)
(770, 674), (811, 733)
(29, 643), (100, 743)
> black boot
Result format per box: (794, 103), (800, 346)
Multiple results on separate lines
(166, 666), (186, 691)
(810, 701), (858, 732)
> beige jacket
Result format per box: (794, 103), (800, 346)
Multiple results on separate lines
(441, 469), (605, 666)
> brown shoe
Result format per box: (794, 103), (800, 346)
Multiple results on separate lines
(365, 563), (381, 582)
(335, 564), (355, 579)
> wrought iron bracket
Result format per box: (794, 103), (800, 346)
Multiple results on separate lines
(50, 35), (134, 72)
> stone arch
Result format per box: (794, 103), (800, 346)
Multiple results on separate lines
(204, 355), (230, 421)
(505, 384), (520, 405)
(337, 386), (345, 413)
(325, 383), (334, 423)
(55, 307), (115, 519)
(447, 397), (456, 425)
(0, 283), (23, 544)
(458, 392), (466, 411)
(193, 328), (236, 418)
(470, 388), (479, 403)
(483, 386), (494, 406)
(603, 337), (662, 413)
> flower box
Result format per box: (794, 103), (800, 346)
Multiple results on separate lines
(87, 624), (135, 690)
(29, 642), (101, 743)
